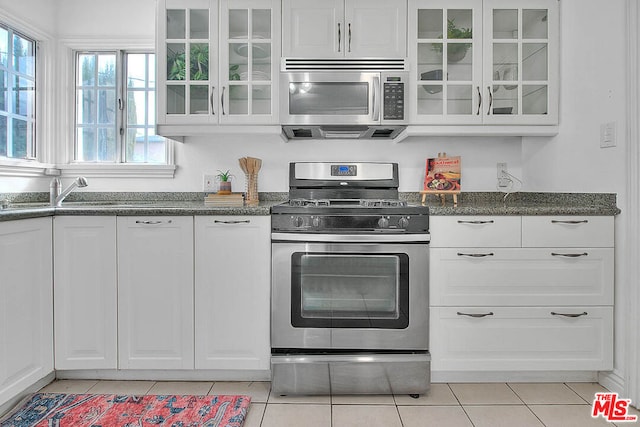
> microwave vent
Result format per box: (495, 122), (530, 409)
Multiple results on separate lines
(371, 128), (395, 138)
(282, 58), (407, 71)
(291, 128), (313, 138)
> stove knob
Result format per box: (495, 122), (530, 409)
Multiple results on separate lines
(378, 216), (390, 229)
(292, 216), (304, 228)
(312, 216), (322, 228)
(398, 217), (410, 229)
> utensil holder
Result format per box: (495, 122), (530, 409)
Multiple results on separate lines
(245, 173), (259, 206)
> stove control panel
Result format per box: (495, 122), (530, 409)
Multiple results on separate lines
(275, 214), (427, 233)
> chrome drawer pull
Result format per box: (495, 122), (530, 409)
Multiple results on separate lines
(457, 220), (494, 224)
(135, 220), (172, 225)
(457, 311), (494, 318)
(214, 220), (250, 224)
(551, 252), (588, 258)
(551, 219), (588, 224)
(457, 252), (494, 257)
(551, 311), (588, 318)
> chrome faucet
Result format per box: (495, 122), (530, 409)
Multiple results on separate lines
(50, 176), (88, 206)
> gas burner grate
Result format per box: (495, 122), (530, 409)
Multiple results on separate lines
(289, 198), (331, 207)
(359, 199), (408, 208)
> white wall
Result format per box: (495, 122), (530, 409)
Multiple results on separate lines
(0, 0), (56, 35)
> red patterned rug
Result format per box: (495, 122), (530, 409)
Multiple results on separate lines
(0, 393), (251, 427)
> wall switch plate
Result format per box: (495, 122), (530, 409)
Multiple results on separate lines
(203, 174), (216, 192)
(497, 162), (509, 187)
(600, 122), (617, 148)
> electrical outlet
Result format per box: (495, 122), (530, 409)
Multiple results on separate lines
(497, 162), (509, 187)
(600, 121), (616, 148)
(203, 174), (216, 192)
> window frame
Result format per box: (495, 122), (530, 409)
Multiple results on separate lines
(58, 39), (174, 179)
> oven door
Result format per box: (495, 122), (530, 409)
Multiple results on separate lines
(280, 72), (380, 125)
(271, 239), (428, 350)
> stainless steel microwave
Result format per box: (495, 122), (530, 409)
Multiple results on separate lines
(280, 71), (408, 126)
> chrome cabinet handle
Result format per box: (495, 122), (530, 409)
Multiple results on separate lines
(457, 220), (494, 224)
(551, 252), (588, 258)
(487, 86), (493, 115)
(135, 220), (172, 225)
(457, 252), (494, 257)
(551, 311), (588, 318)
(338, 23), (341, 52)
(348, 23), (352, 52)
(210, 86), (215, 115)
(457, 312), (494, 318)
(214, 220), (251, 224)
(476, 86), (482, 115)
(551, 219), (588, 224)
(221, 86), (226, 115)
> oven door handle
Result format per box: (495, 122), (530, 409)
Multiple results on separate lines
(271, 232), (430, 243)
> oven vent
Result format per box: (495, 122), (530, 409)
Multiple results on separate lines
(282, 58), (407, 71)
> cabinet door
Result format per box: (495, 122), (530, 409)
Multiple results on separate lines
(157, 0), (219, 125)
(282, 0), (343, 58)
(194, 216), (270, 370)
(54, 216), (117, 370)
(117, 216), (194, 370)
(430, 306), (613, 371)
(483, 0), (558, 124)
(220, 0), (280, 124)
(0, 218), (53, 408)
(345, 0), (407, 58)
(409, 0), (483, 124)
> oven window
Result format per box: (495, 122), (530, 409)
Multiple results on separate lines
(291, 253), (409, 329)
(288, 82), (369, 115)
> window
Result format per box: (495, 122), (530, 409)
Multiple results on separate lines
(75, 51), (167, 163)
(0, 24), (36, 159)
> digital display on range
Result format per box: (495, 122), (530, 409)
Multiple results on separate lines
(331, 165), (357, 176)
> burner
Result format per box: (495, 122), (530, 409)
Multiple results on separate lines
(359, 199), (407, 208)
(290, 198), (331, 207)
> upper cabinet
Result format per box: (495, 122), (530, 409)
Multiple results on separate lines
(408, 0), (558, 126)
(282, 0), (407, 58)
(156, 0), (280, 133)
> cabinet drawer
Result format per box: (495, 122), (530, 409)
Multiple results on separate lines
(522, 216), (614, 248)
(430, 306), (613, 372)
(430, 248), (613, 306)
(430, 216), (521, 248)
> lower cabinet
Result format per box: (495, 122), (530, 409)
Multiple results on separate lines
(53, 216), (117, 370)
(117, 216), (194, 370)
(429, 215), (615, 374)
(194, 216), (271, 370)
(0, 218), (53, 407)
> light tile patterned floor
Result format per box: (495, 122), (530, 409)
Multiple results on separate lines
(37, 380), (640, 426)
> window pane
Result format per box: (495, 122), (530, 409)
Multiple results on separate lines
(97, 128), (116, 161)
(0, 25), (35, 159)
(77, 89), (95, 124)
(97, 89), (116, 124)
(77, 127), (96, 161)
(127, 91), (147, 126)
(127, 54), (147, 88)
(78, 54), (96, 86)
(98, 54), (116, 86)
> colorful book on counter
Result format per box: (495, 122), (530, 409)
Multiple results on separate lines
(204, 192), (245, 207)
(423, 155), (461, 193)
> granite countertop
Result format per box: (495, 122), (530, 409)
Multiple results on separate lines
(0, 191), (621, 222)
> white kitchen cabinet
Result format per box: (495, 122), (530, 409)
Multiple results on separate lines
(409, 0), (558, 126)
(282, 0), (406, 58)
(53, 216), (117, 370)
(429, 215), (614, 373)
(194, 216), (270, 370)
(117, 216), (194, 370)
(156, 0), (280, 133)
(0, 218), (53, 407)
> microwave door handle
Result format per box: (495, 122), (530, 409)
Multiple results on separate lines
(372, 76), (380, 122)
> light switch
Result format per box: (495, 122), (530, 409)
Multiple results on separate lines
(600, 122), (616, 148)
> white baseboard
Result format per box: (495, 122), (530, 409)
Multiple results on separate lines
(0, 372), (56, 418)
(598, 371), (625, 395)
(55, 369), (271, 382)
(431, 370), (599, 383)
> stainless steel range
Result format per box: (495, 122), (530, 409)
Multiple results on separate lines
(271, 162), (430, 395)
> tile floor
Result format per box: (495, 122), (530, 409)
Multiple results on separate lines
(37, 380), (640, 426)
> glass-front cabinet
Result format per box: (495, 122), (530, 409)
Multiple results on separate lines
(157, 0), (279, 130)
(409, 0), (558, 126)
